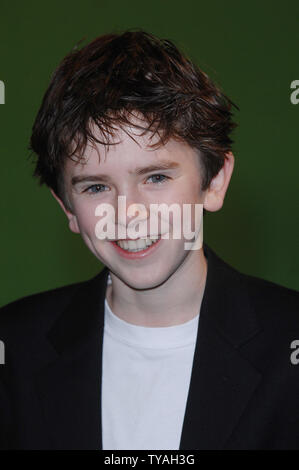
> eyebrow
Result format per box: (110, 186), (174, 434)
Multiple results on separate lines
(71, 161), (180, 186)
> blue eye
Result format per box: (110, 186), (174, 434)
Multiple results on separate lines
(84, 184), (108, 194)
(146, 174), (169, 184)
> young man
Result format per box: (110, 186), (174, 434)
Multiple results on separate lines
(0, 30), (299, 450)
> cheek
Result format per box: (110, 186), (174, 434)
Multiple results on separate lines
(165, 179), (202, 205)
(162, 186), (203, 233)
(73, 202), (100, 236)
(181, 183), (203, 203)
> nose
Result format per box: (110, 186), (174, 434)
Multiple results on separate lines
(114, 191), (149, 239)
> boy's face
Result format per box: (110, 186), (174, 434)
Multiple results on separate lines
(55, 122), (208, 290)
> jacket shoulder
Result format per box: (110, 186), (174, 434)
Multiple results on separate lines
(241, 269), (298, 303)
(238, 268), (299, 330)
(0, 278), (90, 336)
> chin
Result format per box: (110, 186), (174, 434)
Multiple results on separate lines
(119, 270), (170, 291)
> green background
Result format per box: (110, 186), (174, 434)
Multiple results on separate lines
(0, 0), (298, 307)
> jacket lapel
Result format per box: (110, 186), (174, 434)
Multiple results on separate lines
(34, 266), (109, 450)
(179, 246), (262, 450)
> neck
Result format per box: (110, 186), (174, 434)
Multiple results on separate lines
(105, 248), (208, 327)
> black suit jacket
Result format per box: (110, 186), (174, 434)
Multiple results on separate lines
(0, 243), (299, 450)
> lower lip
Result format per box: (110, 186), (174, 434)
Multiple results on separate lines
(110, 238), (162, 259)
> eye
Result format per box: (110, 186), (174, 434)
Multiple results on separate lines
(84, 184), (108, 194)
(146, 174), (169, 184)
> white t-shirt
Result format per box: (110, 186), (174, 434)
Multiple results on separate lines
(101, 276), (199, 450)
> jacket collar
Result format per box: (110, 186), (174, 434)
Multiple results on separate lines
(35, 242), (262, 449)
(47, 242), (260, 354)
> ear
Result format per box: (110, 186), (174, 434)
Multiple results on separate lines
(50, 189), (80, 234)
(203, 152), (235, 212)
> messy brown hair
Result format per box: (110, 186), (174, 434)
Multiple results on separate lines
(29, 29), (239, 212)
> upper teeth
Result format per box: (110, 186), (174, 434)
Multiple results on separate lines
(116, 236), (159, 252)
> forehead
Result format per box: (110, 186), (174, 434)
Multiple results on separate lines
(64, 120), (199, 178)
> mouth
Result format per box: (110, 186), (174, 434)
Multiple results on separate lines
(110, 235), (162, 258)
(115, 235), (160, 251)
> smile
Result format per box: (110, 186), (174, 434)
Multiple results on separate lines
(110, 236), (162, 259)
(116, 236), (160, 252)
